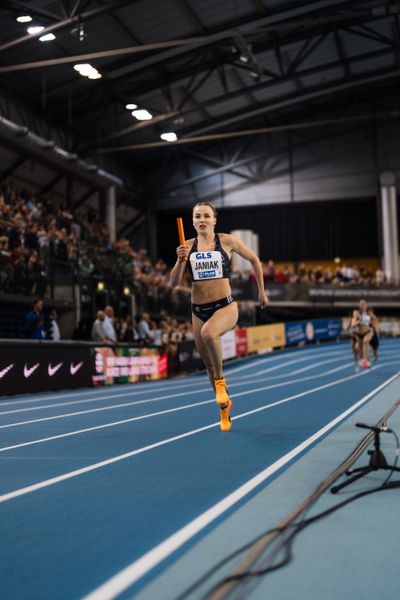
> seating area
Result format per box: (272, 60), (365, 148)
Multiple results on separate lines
(0, 180), (390, 342)
(262, 259), (385, 286)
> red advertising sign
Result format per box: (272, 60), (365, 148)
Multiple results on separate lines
(235, 328), (248, 356)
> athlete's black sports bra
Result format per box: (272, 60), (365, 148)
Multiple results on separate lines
(188, 233), (231, 281)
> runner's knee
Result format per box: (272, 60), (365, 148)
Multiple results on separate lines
(201, 326), (217, 344)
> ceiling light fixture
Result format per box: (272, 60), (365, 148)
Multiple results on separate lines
(125, 103), (138, 110)
(39, 33), (56, 42)
(160, 132), (178, 142)
(16, 15), (32, 23)
(131, 109), (153, 121)
(73, 63), (102, 79)
(27, 25), (45, 35)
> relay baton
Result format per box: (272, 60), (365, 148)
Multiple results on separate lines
(176, 217), (187, 261)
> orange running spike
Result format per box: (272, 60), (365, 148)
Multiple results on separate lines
(220, 398), (233, 432)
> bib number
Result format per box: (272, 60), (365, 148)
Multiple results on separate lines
(190, 251), (223, 280)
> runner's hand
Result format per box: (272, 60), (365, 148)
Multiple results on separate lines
(176, 245), (189, 263)
(259, 291), (269, 309)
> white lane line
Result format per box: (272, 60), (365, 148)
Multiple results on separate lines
(0, 343), (391, 411)
(0, 349), (353, 417)
(0, 341), (397, 409)
(0, 366), (398, 505)
(0, 387), (207, 429)
(241, 353), (347, 380)
(82, 371), (400, 600)
(232, 348), (392, 380)
(248, 351), (343, 377)
(0, 347), (347, 411)
(283, 355), (353, 375)
(0, 352), (360, 417)
(0, 358), (357, 430)
(0, 347), (320, 406)
(0, 362), (356, 452)
(0, 380), (212, 416)
(0, 378), (215, 413)
(0, 400), (215, 453)
(0, 374), (215, 408)
(225, 344), (342, 375)
(1, 357), (398, 431)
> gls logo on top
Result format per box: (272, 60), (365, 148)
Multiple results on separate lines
(195, 252), (212, 259)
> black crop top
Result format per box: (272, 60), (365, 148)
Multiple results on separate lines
(188, 233), (231, 281)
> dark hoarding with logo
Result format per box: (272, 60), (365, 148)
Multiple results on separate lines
(0, 343), (92, 396)
(0, 342), (168, 397)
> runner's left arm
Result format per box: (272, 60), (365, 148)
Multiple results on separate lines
(226, 234), (269, 309)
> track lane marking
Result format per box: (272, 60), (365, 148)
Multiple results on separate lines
(0, 367), (398, 504)
(0, 362), (356, 452)
(0, 358), (358, 429)
(0, 349), (351, 416)
(1, 358), (397, 431)
(82, 371), (400, 600)
(0, 343), (342, 407)
(0, 347), (352, 413)
(0, 344), (394, 411)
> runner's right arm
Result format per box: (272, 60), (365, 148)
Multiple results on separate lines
(169, 242), (191, 287)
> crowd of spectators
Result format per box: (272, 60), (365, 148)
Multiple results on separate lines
(90, 305), (193, 374)
(0, 181), (395, 339)
(0, 181), (185, 316)
(0, 182), (77, 296)
(90, 305), (192, 346)
(261, 260), (388, 287)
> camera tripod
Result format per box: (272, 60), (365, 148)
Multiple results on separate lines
(331, 422), (400, 494)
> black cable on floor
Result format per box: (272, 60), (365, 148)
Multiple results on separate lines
(175, 397), (400, 600)
(201, 479), (400, 600)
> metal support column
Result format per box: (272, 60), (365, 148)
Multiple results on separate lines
(105, 185), (117, 242)
(380, 172), (399, 283)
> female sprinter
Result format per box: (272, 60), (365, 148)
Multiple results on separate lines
(170, 202), (268, 432)
(348, 299), (373, 371)
(368, 307), (380, 362)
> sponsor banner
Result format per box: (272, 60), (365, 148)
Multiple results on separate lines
(309, 287), (400, 302)
(221, 330), (237, 360)
(92, 346), (168, 385)
(264, 284), (400, 304)
(311, 318), (341, 341)
(285, 318), (341, 346)
(235, 328), (248, 356)
(247, 323), (286, 353)
(0, 344), (91, 396)
(375, 318), (400, 337)
(178, 340), (204, 373)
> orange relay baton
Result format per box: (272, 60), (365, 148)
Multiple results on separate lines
(176, 217), (187, 261)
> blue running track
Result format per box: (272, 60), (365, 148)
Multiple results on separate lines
(0, 340), (399, 600)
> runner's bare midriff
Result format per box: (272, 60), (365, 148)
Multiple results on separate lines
(188, 234), (233, 304)
(355, 324), (370, 335)
(191, 278), (233, 304)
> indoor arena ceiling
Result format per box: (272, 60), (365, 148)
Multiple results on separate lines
(2, 0), (400, 216)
